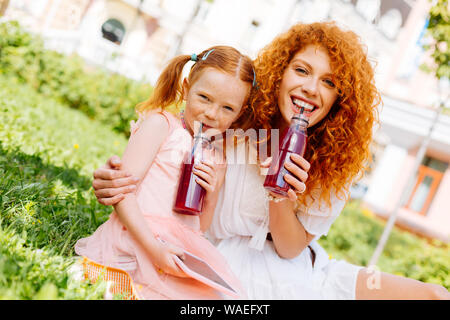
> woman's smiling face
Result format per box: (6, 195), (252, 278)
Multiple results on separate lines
(277, 45), (339, 128)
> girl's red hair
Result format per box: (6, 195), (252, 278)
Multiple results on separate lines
(136, 45), (255, 122)
(251, 22), (381, 210)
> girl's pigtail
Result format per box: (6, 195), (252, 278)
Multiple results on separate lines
(136, 55), (191, 113)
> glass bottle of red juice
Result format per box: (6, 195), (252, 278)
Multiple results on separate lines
(173, 131), (211, 215)
(263, 111), (309, 197)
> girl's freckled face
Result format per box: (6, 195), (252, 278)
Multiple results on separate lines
(182, 68), (250, 136)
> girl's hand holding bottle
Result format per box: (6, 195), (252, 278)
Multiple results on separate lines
(193, 139), (228, 204)
(192, 158), (226, 197)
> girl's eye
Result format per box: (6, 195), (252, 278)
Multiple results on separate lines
(200, 94), (209, 101)
(223, 106), (234, 111)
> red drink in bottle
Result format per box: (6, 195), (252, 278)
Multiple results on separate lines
(263, 112), (309, 197)
(173, 131), (211, 215)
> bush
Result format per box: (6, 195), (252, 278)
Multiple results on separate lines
(0, 76), (128, 177)
(0, 20), (152, 136)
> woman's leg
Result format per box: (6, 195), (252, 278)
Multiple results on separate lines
(355, 268), (450, 300)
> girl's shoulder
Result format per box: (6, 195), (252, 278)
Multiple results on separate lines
(157, 109), (183, 129)
(130, 109), (182, 136)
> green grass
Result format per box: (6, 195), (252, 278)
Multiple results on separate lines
(0, 144), (110, 255)
(0, 75), (129, 251)
(0, 224), (107, 299)
(0, 76), (128, 298)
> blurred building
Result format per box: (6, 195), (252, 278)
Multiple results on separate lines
(3, 0), (449, 242)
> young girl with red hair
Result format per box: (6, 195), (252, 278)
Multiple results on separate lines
(75, 46), (255, 299)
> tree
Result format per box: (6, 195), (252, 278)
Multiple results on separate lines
(421, 0), (450, 80)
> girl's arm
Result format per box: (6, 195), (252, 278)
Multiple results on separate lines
(113, 113), (186, 277)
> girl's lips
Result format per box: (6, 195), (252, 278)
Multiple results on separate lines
(191, 121), (212, 134)
(200, 123), (222, 136)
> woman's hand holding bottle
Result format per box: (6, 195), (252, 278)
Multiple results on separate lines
(261, 154), (311, 202)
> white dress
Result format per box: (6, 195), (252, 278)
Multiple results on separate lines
(206, 142), (363, 300)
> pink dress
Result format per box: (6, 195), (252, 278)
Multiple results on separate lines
(75, 111), (245, 300)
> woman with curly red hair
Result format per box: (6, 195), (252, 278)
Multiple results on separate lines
(90, 22), (449, 299)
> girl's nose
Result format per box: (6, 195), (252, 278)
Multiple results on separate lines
(204, 105), (219, 120)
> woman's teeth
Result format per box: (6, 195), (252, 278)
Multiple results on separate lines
(293, 98), (315, 112)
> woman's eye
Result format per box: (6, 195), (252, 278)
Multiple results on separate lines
(324, 79), (335, 88)
(296, 67), (307, 74)
(200, 94), (209, 101)
(223, 106), (234, 111)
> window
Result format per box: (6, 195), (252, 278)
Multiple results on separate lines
(406, 156), (448, 216)
(101, 18), (126, 45)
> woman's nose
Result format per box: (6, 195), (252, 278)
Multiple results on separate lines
(302, 77), (319, 96)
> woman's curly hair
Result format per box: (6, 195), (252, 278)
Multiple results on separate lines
(248, 21), (381, 210)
